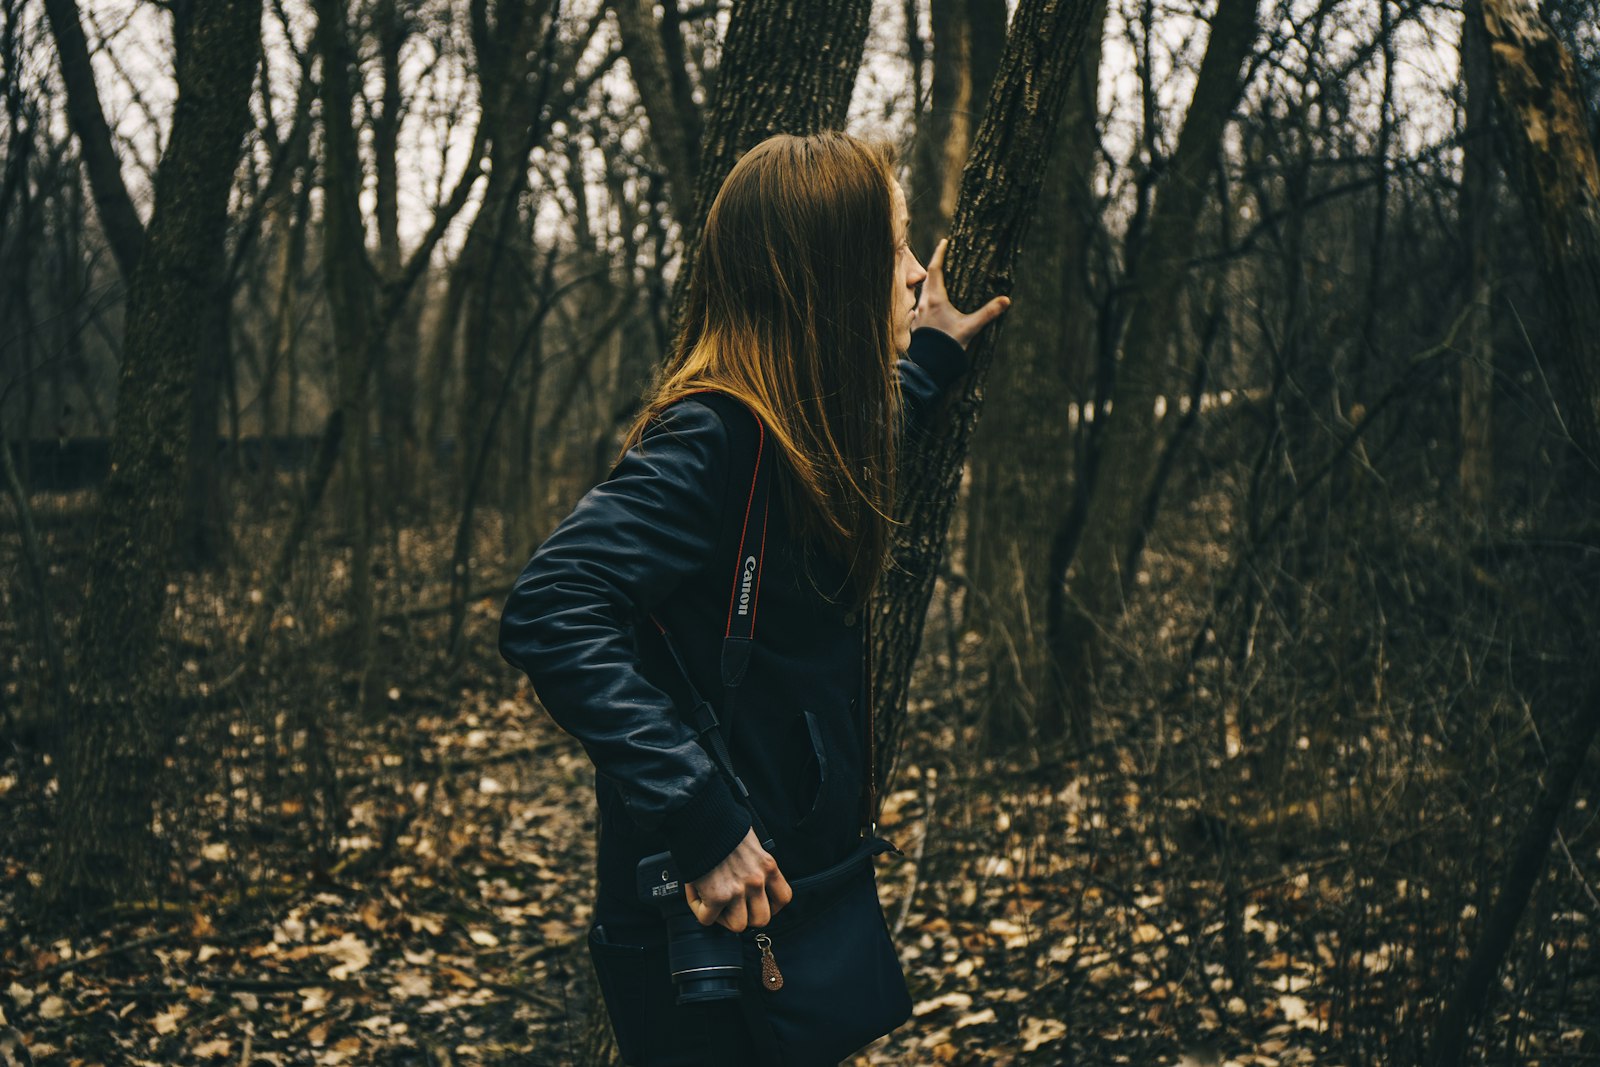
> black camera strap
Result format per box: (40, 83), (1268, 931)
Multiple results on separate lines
(649, 394), (775, 849)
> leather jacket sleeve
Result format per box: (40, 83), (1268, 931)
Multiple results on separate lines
(498, 400), (753, 883)
(900, 327), (967, 425)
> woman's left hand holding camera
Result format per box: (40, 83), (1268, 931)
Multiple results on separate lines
(684, 829), (794, 932)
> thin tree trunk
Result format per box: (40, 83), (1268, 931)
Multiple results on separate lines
(1054, 0), (1259, 739)
(314, 0), (383, 712)
(44, 0), (261, 911)
(911, 0), (971, 264)
(611, 0), (697, 224)
(39, 0), (144, 277)
(873, 0), (1101, 792)
(1458, 0), (1496, 519)
(372, 0), (422, 516)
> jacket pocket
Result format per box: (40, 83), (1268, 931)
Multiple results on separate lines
(587, 924), (652, 1064)
(787, 710), (830, 828)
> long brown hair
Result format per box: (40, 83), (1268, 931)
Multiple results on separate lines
(625, 131), (902, 605)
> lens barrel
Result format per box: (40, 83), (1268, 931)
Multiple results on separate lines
(663, 910), (744, 1003)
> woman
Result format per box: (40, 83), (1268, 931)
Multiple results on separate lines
(498, 131), (1008, 1064)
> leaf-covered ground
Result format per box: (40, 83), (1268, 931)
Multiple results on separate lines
(5, 657), (1595, 1065)
(3, 497), (1597, 1065)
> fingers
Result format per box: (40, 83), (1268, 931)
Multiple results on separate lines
(683, 832), (792, 932)
(978, 294), (1011, 329)
(718, 894), (749, 933)
(770, 867), (793, 911)
(924, 238), (949, 295)
(746, 885), (772, 929)
(684, 884), (719, 927)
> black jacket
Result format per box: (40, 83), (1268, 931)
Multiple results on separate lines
(498, 327), (967, 923)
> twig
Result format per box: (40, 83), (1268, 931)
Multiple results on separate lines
(16, 929), (181, 982)
(1555, 829), (1600, 913)
(893, 769), (937, 938)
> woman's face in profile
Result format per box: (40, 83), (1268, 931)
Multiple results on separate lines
(890, 181), (928, 352)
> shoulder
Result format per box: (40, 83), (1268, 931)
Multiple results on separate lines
(603, 394), (760, 514)
(640, 392), (762, 462)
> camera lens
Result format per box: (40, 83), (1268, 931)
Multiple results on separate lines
(663, 911), (744, 1003)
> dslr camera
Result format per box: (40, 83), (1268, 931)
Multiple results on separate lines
(635, 849), (745, 1004)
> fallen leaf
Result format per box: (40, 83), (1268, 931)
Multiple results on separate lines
(913, 991), (973, 1016)
(314, 933), (372, 979)
(1020, 1016), (1067, 1052)
(153, 1005), (188, 1034)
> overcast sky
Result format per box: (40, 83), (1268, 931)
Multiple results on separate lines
(53, 0), (1464, 257)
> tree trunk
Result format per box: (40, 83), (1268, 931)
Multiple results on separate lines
(1427, 2), (1600, 1060)
(670, 0), (872, 328)
(611, 0), (698, 224)
(872, 0), (1101, 791)
(910, 0), (1007, 264)
(1054, 0), (1259, 739)
(45, 0), (261, 910)
(964, 0), (1107, 746)
(372, 0), (423, 516)
(39, 0), (145, 278)
(180, 294), (231, 565)
(315, 0), (384, 712)
(1458, 0), (1496, 520)
(910, 0), (971, 264)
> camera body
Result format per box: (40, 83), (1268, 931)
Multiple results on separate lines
(636, 850), (746, 1004)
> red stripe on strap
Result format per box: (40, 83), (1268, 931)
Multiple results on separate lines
(725, 418), (765, 637)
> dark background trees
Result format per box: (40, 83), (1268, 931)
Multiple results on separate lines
(1, 0), (1598, 1061)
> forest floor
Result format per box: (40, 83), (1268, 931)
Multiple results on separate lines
(2, 494), (1597, 1065)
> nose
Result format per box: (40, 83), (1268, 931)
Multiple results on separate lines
(906, 250), (927, 288)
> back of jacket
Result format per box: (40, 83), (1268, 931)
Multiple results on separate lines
(498, 328), (967, 926)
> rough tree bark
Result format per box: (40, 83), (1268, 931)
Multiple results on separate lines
(669, 0), (872, 329)
(872, 0), (1100, 791)
(964, 0), (1107, 746)
(1054, 0), (1259, 740)
(44, 0), (261, 910)
(1427, 1), (1600, 1061)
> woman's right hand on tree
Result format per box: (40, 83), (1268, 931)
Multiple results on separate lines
(913, 237), (1011, 350)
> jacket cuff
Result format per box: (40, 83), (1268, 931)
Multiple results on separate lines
(908, 327), (968, 390)
(662, 777), (753, 884)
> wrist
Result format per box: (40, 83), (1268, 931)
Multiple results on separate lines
(661, 779), (752, 883)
